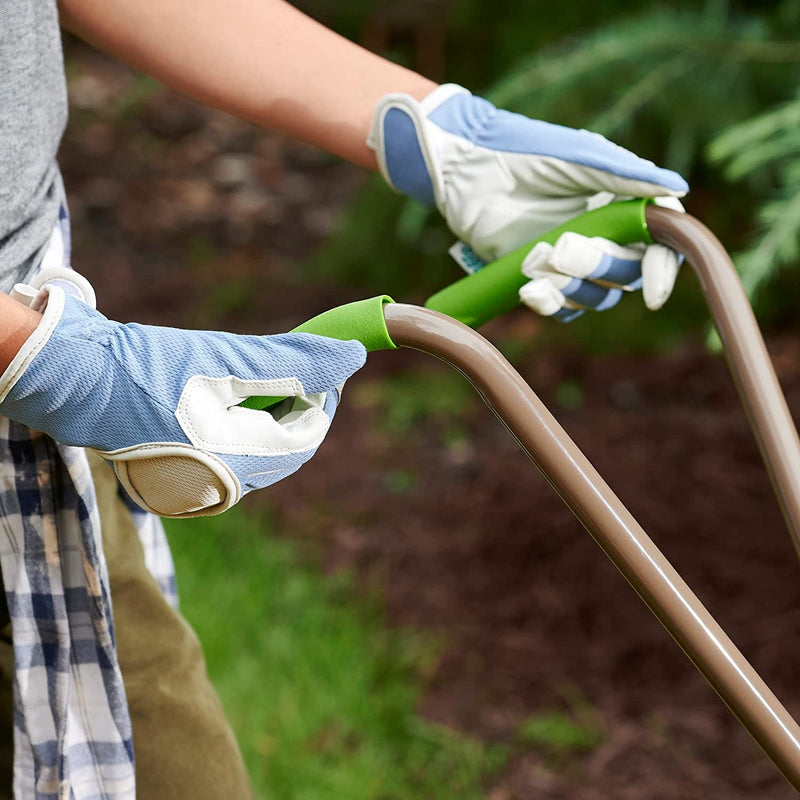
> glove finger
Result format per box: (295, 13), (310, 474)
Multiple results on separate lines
(521, 241), (556, 279)
(242, 465), (299, 492)
(522, 239), (640, 288)
(254, 333), (367, 395)
(122, 328), (367, 399)
(469, 195), (590, 261)
(518, 277), (585, 322)
(560, 163), (687, 202)
(231, 390), (332, 451)
(642, 244), (681, 311)
(275, 384), (342, 421)
(559, 277), (623, 311)
(519, 275), (567, 317)
(576, 130), (688, 193)
(522, 249), (626, 311)
(642, 196), (683, 310)
(520, 273), (622, 314)
(550, 233), (645, 288)
(514, 160), (687, 204)
(238, 391), (339, 492)
(504, 122), (688, 198)
(653, 195), (686, 213)
(553, 307), (586, 323)
(235, 446), (319, 492)
(323, 384), (343, 419)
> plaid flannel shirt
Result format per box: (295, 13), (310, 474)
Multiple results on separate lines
(0, 198), (177, 799)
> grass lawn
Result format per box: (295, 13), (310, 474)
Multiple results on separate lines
(165, 508), (505, 799)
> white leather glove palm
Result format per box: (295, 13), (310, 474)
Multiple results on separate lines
(369, 84), (688, 321)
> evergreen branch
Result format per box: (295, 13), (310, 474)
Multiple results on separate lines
(589, 55), (695, 137)
(665, 127), (699, 178)
(487, 10), (770, 108)
(709, 93), (800, 164)
(718, 40), (800, 62)
(716, 135), (800, 180)
(488, 26), (699, 107)
(736, 181), (800, 296)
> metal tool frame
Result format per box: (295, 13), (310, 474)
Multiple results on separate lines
(380, 206), (800, 790)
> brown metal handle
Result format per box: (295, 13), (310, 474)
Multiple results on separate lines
(383, 302), (800, 791)
(646, 205), (800, 562)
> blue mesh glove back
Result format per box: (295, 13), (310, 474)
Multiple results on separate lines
(369, 83), (689, 322)
(0, 281), (366, 518)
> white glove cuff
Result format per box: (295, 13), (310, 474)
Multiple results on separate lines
(0, 284), (66, 402)
(417, 83), (471, 113)
(367, 84), (470, 213)
(11, 267), (96, 310)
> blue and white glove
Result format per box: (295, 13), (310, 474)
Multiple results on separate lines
(0, 272), (366, 518)
(368, 83), (689, 322)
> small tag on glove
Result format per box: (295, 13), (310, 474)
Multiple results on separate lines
(449, 240), (486, 275)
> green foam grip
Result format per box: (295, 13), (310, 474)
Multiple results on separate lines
(241, 295), (396, 411)
(425, 199), (653, 328)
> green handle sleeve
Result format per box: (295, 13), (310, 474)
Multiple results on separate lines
(241, 295), (396, 411)
(425, 199), (653, 328)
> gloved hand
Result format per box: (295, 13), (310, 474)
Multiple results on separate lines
(368, 83), (689, 322)
(0, 271), (366, 518)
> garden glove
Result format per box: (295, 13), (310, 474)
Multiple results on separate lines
(0, 270), (366, 518)
(368, 83), (689, 322)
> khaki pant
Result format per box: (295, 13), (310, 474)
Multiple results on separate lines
(0, 452), (254, 799)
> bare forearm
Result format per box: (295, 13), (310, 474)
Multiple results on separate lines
(0, 295), (42, 373)
(58, 0), (437, 169)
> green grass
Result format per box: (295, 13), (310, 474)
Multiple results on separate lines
(165, 508), (505, 799)
(513, 682), (605, 772)
(351, 368), (476, 438)
(517, 711), (603, 753)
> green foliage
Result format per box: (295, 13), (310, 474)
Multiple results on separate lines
(517, 711), (603, 753)
(303, 175), (454, 299)
(166, 508), (506, 799)
(487, 4), (791, 174)
(710, 92), (800, 301)
(383, 468), (419, 494)
(352, 368), (476, 436)
(554, 379), (585, 411)
(709, 93), (800, 181)
(516, 684), (604, 760)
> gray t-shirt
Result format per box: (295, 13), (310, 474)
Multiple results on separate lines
(0, 0), (67, 288)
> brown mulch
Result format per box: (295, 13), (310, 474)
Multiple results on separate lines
(60, 41), (800, 799)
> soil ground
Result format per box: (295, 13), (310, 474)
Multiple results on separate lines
(60, 46), (800, 798)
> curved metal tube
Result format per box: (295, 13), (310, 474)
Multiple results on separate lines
(646, 205), (800, 561)
(384, 302), (800, 790)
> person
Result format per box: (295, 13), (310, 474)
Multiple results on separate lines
(0, 0), (688, 797)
